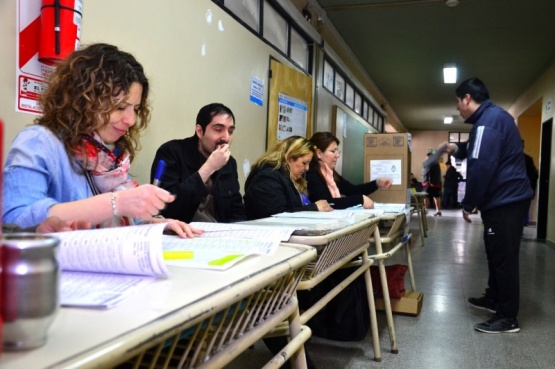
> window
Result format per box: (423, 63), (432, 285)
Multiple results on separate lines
(323, 56), (385, 132)
(323, 59), (334, 92)
(364, 102), (369, 120)
(345, 84), (354, 108)
(263, 2), (288, 53)
(354, 92), (361, 114)
(214, 0), (312, 74)
(290, 28), (308, 70)
(334, 73), (345, 100)
(215, 0), (385, 132)
(222, 0), (259, 31)
(449, 132), (469, 143)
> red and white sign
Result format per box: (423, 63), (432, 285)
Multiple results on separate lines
(17, 0), (51, 114)
(16, 0), (82, 114)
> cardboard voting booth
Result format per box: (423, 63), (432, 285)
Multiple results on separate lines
(364, 133), (412, 204)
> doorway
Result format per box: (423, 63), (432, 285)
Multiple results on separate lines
(537, 118), (552, 240)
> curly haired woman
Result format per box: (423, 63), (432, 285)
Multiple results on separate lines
(3, 43), (201, 237)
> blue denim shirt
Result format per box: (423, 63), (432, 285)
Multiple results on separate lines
(3, 125), (93, 228)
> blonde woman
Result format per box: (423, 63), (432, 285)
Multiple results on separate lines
(244, 136), (332, 219)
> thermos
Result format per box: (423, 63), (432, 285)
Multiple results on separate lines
(1, 233), (60, 351)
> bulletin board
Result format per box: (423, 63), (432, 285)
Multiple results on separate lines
(267, 59), (313, 150)
(331, 105), (373, 184)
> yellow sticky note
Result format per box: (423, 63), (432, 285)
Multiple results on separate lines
(163, 250), (194, 260)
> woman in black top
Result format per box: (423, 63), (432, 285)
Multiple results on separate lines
(244, 136), (333, 219)
(307, 132), (392, 209)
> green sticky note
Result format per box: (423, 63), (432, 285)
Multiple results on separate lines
(208, 254), (244, 266)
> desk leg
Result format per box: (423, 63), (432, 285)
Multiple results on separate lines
(263, 298), (309, 369)
(417, 208), (426, 246)
(421, 203), (428, 236)
(373, 228), (398, 354)
(287, 304), (308, 369)
(362, 249), (382, 362)
(414, 197), (427, 242)
(404, 240), (416, 292)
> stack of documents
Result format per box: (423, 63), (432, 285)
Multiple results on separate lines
(54, 222), (294, 309)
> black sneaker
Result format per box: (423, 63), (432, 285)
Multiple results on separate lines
(468, 295), (496, 313)
(434, 211), (442, 216)
(474, 316), (520, 333)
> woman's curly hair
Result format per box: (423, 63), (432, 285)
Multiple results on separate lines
(35, 43), (151, 170)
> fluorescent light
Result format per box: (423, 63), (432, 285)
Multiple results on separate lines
(444, 116), (453, 124)
(443, 65), (457, 84)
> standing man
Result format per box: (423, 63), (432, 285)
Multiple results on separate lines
(442, 161), (463, 209)
(150, 103), (246, 223)
(441, 77), (532, 333)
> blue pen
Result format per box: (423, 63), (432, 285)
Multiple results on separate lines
(153, 159), (166, 187)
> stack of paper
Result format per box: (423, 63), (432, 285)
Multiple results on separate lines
(54, 222), (292, 309)
(162, 222), (294, 270)
(373, 203), (407, 213)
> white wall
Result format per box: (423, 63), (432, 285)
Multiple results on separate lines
(0, 0), (297, 188)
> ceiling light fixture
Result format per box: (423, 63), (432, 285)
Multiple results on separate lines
(445, 0), (459, 7)
(444, 116), (453, 124)
(443, 64), (457, 84)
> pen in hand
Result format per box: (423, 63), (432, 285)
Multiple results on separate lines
(153, 159), (166, 187)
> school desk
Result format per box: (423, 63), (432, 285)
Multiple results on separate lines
(0, 243), (316, 369)
(241, 213), (386, 362)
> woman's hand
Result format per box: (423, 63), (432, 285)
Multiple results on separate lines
(362, 195), (375, 209)
(377, 177), (392, 190)
(149, 218), (204, 238)
(36, 216), (91, 233)
(315, 200), (333, 212)
(115, 184), (175, 219)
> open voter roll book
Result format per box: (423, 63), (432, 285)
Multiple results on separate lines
(53, 222), (295, 308)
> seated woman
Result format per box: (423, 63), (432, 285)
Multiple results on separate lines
(307, 132), (392, 209)
(244, 136), (332, 219)
(3, 43), (200, 238)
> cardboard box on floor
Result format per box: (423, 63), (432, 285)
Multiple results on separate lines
(375, 290), (424, 316)
(364, 133), (411, 204)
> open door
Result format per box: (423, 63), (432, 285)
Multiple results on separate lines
(537, 118), (552, 240)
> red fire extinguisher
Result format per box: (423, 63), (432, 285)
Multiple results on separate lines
(0, 118), (3, 356)
(38, 0), (83, 65)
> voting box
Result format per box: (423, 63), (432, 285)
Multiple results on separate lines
(364, 133), (411, 204)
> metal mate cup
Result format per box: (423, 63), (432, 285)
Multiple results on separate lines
(1, 233), (60, 351)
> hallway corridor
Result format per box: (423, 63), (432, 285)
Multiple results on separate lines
(230, 210), (555, 368)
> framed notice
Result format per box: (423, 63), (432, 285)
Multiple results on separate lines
(267, 59), (312, 149)
(277, 93), (308, 140)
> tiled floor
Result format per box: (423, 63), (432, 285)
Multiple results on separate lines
(228, 209), (555, 368)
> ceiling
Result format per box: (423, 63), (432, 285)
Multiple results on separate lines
(312, 0), (555, 132)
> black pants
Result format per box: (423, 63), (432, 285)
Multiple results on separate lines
(480, 199), (530, 318)
(442, 186), (458, 209)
